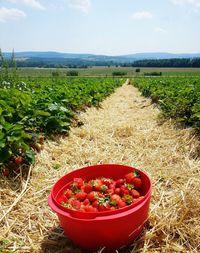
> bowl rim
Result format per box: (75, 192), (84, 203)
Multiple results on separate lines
(49, 164), (152, 219)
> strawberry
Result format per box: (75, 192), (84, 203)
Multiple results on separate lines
(83, 198), (90, 206)
(114, 188), (121, 195)
(98, 192), (105, 198)
(61, 200), (72, 208)
(75, 191), (87, 201)
(101, 177), (113, 187)
(15, 156), (23, 166)
(2, 168), (9, 177)
(87, 191), (99, 202)
(118, 200), (127, 208)
(64, 189), (73, 199)
(83, 183), (93, 193)
(96, 197), (111, 211)
(98, 202), (111, 211)
(125, 171), (142, 189)
(92, 199), (99, 208)
(120, 185), (129, 196)
(58, 195), (68, 204)
(100, 184), (108, 193)
(73, 177), (84, 188)
(71, 200), (81, 210)
(106, 188), (114, 195)
(131, 189), (140, 198)
(84, 205), (98, 212)
(110, 194), (122, 206)
(124, 172), (135, 183)
(93, 179), (103, 191)
(131, 177), (142, 189)
(116, 179), (124, 187)
(122, 194), (133, 205)
(109, 182), (116, 190)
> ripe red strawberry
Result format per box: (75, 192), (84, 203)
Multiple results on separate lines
(132, 177), (142, 189)
(109, 182), (116, 190)
(73, 178), (84, 188)
(131, 189), (140, 198)
(98, 202), (111, 212)
(2, 168), (9, 177)
(124, 172), (134, 183)
(116, 179), (124, 187)
(15, 156), (23, 166)
(118, 200), (127, 208)
(75, 191), (87, 201)
(64, 188), (73, 198)
(110, 194), (122, 206)
(87, 191), (99, 202)
(92, 199), (99, 208)
(93, 179), (103, 191)
(101, 177), (113, 187)
(83, 183), (93, 193)
(98, 192), (105, 198)
(114, 188), (121, 195)
(120, 185), (129, 196)
(83, 198), (90, 206)
(84, 205), (98, 212)
(106, 188), (114, 195)
(96, 196), (111, 211)
(58, 195), (68, 203)
(71, 200), (81, 210)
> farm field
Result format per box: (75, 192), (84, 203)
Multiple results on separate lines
(16, 66), (200, 78)
(0, 76), (200, 253)
(0, 77), (122, 173)
(133, 77), (200, 131)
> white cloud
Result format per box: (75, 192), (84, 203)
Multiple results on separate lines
(154, 27), (168, 34)
(67, 0), (91, 14)
(3, 0), (45, 10)
(131, 11), (153, 20)
(171, 0), (200, 8)
(22, 0), (45, 10)
(0, 7), (26, 22)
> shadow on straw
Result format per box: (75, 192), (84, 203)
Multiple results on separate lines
(40, 225), (82, 253)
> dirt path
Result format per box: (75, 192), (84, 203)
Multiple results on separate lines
(1, 80), (199, 253)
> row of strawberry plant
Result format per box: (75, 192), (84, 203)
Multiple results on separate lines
(133, 77), (200, 130)
(0, 77), (123, 175)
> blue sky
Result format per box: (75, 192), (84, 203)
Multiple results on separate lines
(0, 0), (200, 55)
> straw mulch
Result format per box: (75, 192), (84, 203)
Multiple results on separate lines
(0, 80), (200, 253)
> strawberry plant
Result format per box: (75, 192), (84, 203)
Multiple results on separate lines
(134, 77), (200, 131)
(0, 76), (122, 174)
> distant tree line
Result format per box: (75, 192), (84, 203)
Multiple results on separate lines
(121, 58), (200, 68)
(15, 58), (115, 68)
(5, 56), (200, 68)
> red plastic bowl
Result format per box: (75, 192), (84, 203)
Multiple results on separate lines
(48, 164), (152, 252)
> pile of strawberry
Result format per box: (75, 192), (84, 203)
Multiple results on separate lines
(58, 170), (144, 212)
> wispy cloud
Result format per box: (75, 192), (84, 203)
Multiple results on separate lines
(0, 7), (26, 22)
(4, 0), (45, 10)
(67, 0), (91, 14)
(22, 0), (45, 10)
(154, 27), (168, 34)
(171, 0), (200, 8)
(131, 11), (153, 20)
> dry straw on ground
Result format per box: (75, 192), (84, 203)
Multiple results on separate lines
(0, 80), (200, 253)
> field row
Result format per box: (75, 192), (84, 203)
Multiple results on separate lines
(0, 77), (122, 174)
(133, 77), (200, 130)
(13, 67), (200, 78)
